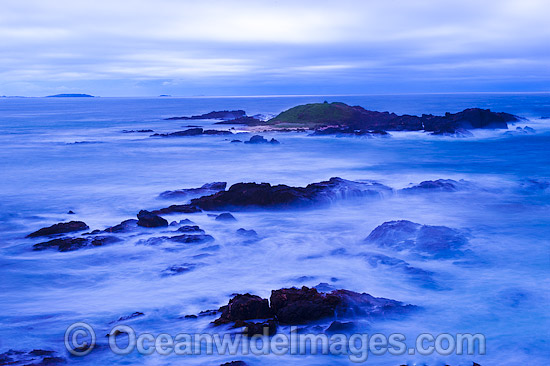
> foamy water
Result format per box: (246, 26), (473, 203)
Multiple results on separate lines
(0, 95), (549, 365)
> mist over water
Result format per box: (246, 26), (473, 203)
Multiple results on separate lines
(0, 94), (549, 365)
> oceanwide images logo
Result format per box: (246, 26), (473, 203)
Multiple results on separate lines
(65, 322), (486, 363)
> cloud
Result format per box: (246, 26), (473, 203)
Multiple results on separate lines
(0, 0), (549, 95)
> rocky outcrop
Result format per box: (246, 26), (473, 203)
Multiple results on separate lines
(137, 210), (168, 228)
(189, 177), (391, 211)
(104, 219), (138, 233)
(214, 294), (272, 325)
(215, 116), (264, 125)
(159, 182), (227, 199)
(33, 235), (121, 252)
(165, 110), (246, 121)
(212, 286), (414, 328)
(151, 204), (202, 215)
(402, 179), (461, 193)
(215, 213), (237, 221)
(0, 349), (66, 365)
(151, 128), (233, 137)
(268, 102), (517, 133)
(365, 220), (468, 259)
(244, 135), (280, 144)
(27, 221), (89, 238)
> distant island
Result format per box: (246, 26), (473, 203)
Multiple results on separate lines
(46, 93), (94, 98)
(164, 102), (519, 135)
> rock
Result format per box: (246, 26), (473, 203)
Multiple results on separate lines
(215, 116), (264, 125)
(325, 321), (356, 332)
(230, 139), (242, 143)
(165, 110), (246, 121)
(27, 221), (89, 238)
(137, 210), (168, 227)
(112, 312), (144, 323)
(220, 362), (247, 366)
(235, 319), (277, 336)
(152, 204), (201, 215)
(190, 177), (391, 211)
(161, 263), (197, 276)
(104, 219), (138, 233)
(67, 210), (75, 214)
(168, 234), (214, 244)
(159, 182), (227, 199)
(0, 349), (66, 365)
(203, 129), (233, 135)
(177, 225), (205, 233)
(270, 286), (413, 324)
(122, 129), (153, 133)
(365, 220), (468, 258)
(214, 294), (272, 325)
(244, 135), (280, 144)
(311, 127), (390, 137)
(236, 228), (258, 237)
(215, 212), (237, 221)
(268, 102), (517, 133)
(33, 235), (121, 252)
(184, 314), (198, 319)
(151, 127), (204, 137)
(402, 179), (460, 193)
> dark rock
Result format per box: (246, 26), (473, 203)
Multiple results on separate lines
(184, 314), (198, 319)
(27, 221), (89, 238)
(104, 219), (138, 233)
(198, 309), (219, 316)
(152, 204), (201, 215)
(161, 263), (198, 276)
(165, 110), (246, 121)
(137, 210), (168, 228)
(112, 312), (144, 323)
(365, 220), (468, 258)
(67, 210), (75, 214)
(402, 179), (460, 193)
(244, 135), (280, 144)
(190, 177), (391, 211)
(203, 129), (233, 135)
(151, 127), (204, 137)
(169, 234), (214, 244)
(177, 225), (205, 233)
(220, 362), (247, 366)
(122, 129), (154, 133)
(236, 228), (258, 237)
(33, 237), (90, 252)
(91, 235), (122, 247)
(269, 102), (517, 133)
(230, 139), (242, 143)
(159, 182), (227, 199)
(215, 116), (264, 125)
(270, 286), (413, 324)
(0, 349), (66, 365)
(325, 321), (356, 332)
(214, 294), (272, 325)
(235, 319), (277, 336)
(33, 234), (121, 252)
(312, 127), (390, 137)
(215, 213), (237, 221)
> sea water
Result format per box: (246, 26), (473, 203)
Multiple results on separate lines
(0, 94), (549, 365)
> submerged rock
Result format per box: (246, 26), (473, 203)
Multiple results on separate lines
(159, 182), (227, 199)
(176, 225), (204, 233)
(161, 263), (198, 276)
(215, 212), (237, 221)
(104, 219), (138, 233)
(190, 177), (391, 211)
(27, 221), (89, 238)
(152, 128), (233, 137)
(365, 220), (468, 259)
(402, 179), (461, 193)
(33, 235), (121, 252)
(152, 204), (201, 215)
(235, 319), (277, 336)
(0, 349), (66, 365)
(137, 210), (168, 228)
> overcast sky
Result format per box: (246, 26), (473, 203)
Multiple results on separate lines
(1, 0), (549, 96)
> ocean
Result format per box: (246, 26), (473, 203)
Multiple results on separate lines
(0, 94), (549, 365)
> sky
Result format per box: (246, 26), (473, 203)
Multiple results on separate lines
(1, 0), (549, 96)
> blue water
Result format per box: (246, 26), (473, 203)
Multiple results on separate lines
(0, 94), (549, 365)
